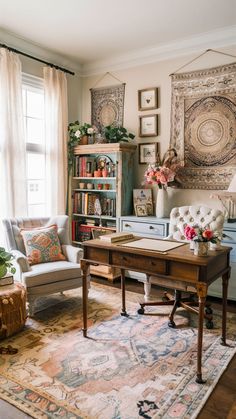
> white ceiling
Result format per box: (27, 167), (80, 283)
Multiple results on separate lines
(0, 0), (236, 74)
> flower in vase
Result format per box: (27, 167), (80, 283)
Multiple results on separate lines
(144, 147), (184, 189)
(184, 225), (219, 243)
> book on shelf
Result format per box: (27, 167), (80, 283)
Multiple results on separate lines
(0, 274), (14, 286)
(73, 156), (96, 177)
(99, 232), (134, 243)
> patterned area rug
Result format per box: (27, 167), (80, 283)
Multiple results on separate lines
(0, 283), (236, 419)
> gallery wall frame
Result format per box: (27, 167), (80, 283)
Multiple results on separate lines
(138, 87), (158, 111)
(139, 114), (158, 137)
(139, 142), (158, 164)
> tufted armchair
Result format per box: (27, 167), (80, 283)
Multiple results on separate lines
(2, 215), (84, 316)
(138, 205), (225, 328)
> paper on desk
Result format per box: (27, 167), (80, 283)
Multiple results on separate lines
(119, 238), (184, 252)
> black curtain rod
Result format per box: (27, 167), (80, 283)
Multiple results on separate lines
(0, 43), (75, 76)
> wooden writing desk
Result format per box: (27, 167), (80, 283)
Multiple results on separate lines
(81, 238), (231, 383)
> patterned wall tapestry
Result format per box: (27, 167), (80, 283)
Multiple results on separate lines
(91, 84), (125, 133)
(170, 62), (236, 189)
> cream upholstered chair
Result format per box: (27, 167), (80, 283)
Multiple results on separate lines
(2, 215), (84, 316)
(138, 205), (225, 328)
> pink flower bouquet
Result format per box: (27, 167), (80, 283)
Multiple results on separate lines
(184, 225), (218, 243)
(144, 148), (183, 189)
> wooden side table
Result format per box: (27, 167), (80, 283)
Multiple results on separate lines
(0, 282), (27, 339)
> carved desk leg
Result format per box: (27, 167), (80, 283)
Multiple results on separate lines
(81, 259), (90, 337)
(120, 268), (128, 316)
(196, 282), (207, 384)
(221, 271), (229, 346)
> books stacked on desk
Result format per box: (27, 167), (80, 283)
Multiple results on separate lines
(99, 232), (134, 243)
(0, 274), (14, 286)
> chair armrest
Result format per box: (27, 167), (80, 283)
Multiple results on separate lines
(62, 245), (83, 264)
(12, 250), (30, 272)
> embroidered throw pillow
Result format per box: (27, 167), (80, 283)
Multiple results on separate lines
(20, 225), (66, 265)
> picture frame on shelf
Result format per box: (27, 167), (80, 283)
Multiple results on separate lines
(139, 114), (158, 137)
(139, 142), (158, 164)
(133, 189), (153, 216)
(138, 87), (158, 111)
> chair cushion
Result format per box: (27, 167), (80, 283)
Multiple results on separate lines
(22, 260), (81, 287)
(20, 225), (66, 265)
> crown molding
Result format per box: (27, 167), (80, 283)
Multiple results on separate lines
(1, 25), (236, 78)
(81, 25), (236, 76)
(0, 28), (82, 75)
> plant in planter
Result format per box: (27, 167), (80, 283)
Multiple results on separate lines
(0, 247), (16, 278)
(67, 121), (96, 172)
(104, 125), (135, 143)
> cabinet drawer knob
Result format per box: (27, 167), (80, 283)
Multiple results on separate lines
(124, 224), (131, 228)
(149, 226), (154, 230)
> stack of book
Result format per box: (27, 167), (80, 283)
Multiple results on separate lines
(99, 232), (134, 243)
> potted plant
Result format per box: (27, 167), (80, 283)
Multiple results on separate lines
(0, 247), (16, 278)
(104, 125), (135, 143)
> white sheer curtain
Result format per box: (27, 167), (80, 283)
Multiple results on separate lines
(0, 48), (27, 244)
(43, 67), (68, 215)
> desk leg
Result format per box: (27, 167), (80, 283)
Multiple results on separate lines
(81, 260), (90, 337)
(196, 283), (207, 384)
(221, 272), (229, 346)
(120, 269), (128, 316)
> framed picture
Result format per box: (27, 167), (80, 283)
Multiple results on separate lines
(133, 189), (153, 216)
(138, 87), (158, 111)
(139, 114), (158, 137)
(139, 142), (158, 164)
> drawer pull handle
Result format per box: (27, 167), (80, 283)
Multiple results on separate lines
(124, 224), (131, 228)
(122, 256), (128, 261)
(149, 226), (154, 230)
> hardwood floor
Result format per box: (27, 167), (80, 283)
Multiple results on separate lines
(0, 277), (235, 419)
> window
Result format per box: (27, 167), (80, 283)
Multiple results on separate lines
(22, 75), (46, 216)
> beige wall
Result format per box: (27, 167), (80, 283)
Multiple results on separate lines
(81, 46), (236, 213)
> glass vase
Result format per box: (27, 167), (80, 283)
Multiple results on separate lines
(190, 240), (195, 251)
(194, 242), (209, 256)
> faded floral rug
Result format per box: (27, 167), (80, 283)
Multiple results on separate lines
(0, 283), (236, 419)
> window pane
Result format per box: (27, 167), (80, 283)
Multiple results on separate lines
(26, 118), (44, 145)
(27, 153), (45, 179)
(22, 89), (26, 114)
(28, 204), (46, 217)
(26, 90), (44, 118)
(27, 180), (45, 205)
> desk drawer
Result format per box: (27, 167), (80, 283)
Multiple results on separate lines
(111, 251), (167, 274)
(121, 220), (165, 237)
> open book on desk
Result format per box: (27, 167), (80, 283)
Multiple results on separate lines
(99, 232), (135, 243)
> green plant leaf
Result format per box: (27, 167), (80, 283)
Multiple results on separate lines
(0, 264), (7, 278)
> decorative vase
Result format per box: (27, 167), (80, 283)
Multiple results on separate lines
(194, 242), (209, 257)
(155, 188), (170, 218)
